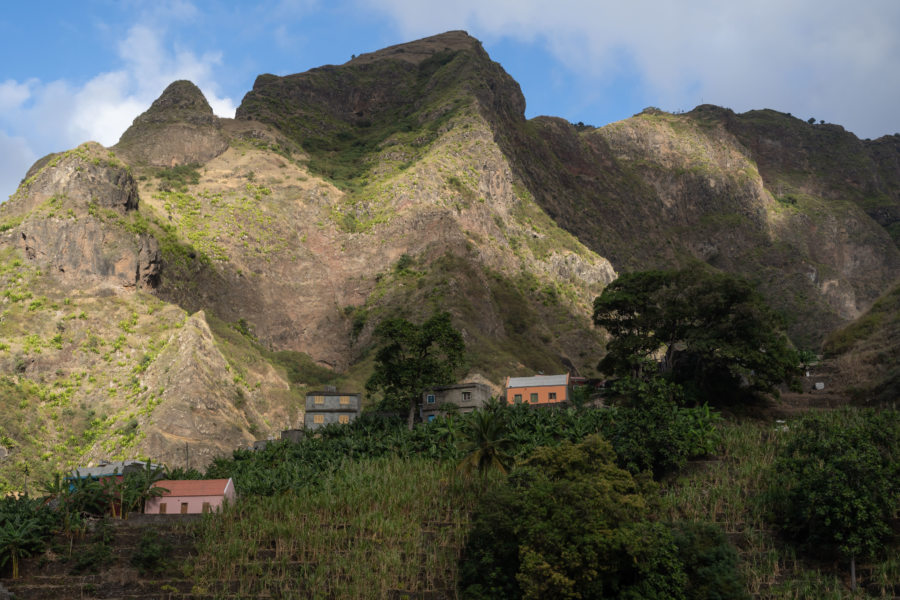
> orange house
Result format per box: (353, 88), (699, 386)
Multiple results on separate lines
(505, 374), (569, 405)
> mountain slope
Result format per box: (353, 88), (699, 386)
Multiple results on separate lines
(0, 32), (615, 484)
(498, 105), (900, 347)
(0, 31), (897, 485)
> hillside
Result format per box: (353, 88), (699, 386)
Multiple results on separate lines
(498, 106), (900, 348)
(0, 30), (898, 486)
(822, 281), (900, 402)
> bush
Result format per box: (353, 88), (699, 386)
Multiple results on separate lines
(459, 436), (687, 599)
(131, 529), (172, 575)
(766, 409), (900, 589)
(671, 522), (749, 600)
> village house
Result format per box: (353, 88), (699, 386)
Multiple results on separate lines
(421, 382), (492, 421)
(504, 374), (570, 405)
(144, 478), (236, 515)
(66, 459), (152, 482)
(304, 390), (362, 430)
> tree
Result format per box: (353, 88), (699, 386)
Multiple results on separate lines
(459, 435), (687, 599)
(457, 408), (514, 480)
(366, 312), (465, 429)
(767, 409), (900, 591)
(0, 496), (57, 579)
(593, 266), (799, 403)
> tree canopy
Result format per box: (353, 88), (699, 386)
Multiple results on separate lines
(593, 267), (799, 403)
(766, 409), (900, 590)
(365, 311), (465, 428)
(459, 435), (747, 600)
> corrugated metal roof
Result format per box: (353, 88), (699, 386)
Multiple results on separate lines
(151, 479), (231, 497)
(67, 460), (150, 479)
(506, 374), (569, 388)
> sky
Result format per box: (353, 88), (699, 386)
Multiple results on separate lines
(2, 0), (899, 200)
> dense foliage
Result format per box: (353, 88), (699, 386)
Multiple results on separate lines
(458, 436), (747, 599)
(205, 401), (721, 496)
(365, 311), (465, 427)
(0, 496), (59, 578)
(593, 266), (800, 403)
(766, 408), (900, 589)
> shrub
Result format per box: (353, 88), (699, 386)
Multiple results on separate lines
(459, 436), (687, 599)
(131, 529), (172, 575)
(765, 408), (900, 590)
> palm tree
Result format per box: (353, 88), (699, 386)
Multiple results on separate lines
(122, 462), (168, 516)
(457, 409), (514, 481)
(0, 514), (44, 578)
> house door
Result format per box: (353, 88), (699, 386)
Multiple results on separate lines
(181, 502), (188, 514)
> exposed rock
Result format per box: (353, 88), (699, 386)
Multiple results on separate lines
(15, 220), (159, 290)
(115, 80), (229, 167)
(14, 142), (137, 214)
(0, 143), (160, 290)
(348, 30), (484, 66)
(135, 311), (258, 468)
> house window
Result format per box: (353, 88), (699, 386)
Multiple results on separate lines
(314, 395), (324, 405)
(427, 415), (436, 422)
(159, 502), (167, 514)
(340, 395), (351, 406)
(530, 393), (538, 403)
(338, 414), (350, 424)
(426, 394), (436, 404)
(462, 392), (472, 401)
(513, 394), (522, 403)
(549, 392), (557, 400)
(313, 414), (325, 424)
(202, 502), (211, 514)
(180, 502), (188, 514)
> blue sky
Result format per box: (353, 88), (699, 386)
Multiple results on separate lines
(2, 0), (899, 200)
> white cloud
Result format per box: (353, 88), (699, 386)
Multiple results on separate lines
(0, 132), (36, 202)
(0, 17), (236, 201)
(0, 80), (33, 112)
(357, 0), (900, 138)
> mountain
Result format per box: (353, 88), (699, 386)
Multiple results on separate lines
(0, 30), (897, 488)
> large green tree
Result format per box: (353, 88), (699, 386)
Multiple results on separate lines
(366, 312), (465, 429)
(593, 266), (799, 403)
(459, 435), (687, 599)
(767, 409), (900, 591)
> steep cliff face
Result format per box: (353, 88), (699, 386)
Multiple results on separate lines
(501, 106), (900, 347)
(0, 142), (160, 290)
(144, 30), (613, 374)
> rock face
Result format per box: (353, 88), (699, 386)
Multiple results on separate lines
(136, 311), (257, 468)
(497, 106), (900, 346)
(1, 30), (898, 480)
(0, 143), (160, 290)
(115, 80), (229, 167)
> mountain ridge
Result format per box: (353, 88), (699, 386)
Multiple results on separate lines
(0, 30), (897, 487)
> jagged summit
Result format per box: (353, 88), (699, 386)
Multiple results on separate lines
(115, 79), (228, 167)
(347, 30), (482, 66)
(132, 80), (216, 125)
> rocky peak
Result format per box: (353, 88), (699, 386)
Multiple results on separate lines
(132, 80), (216, 126)
(347, 30), (483, 66)
(115, 80), (228, 167)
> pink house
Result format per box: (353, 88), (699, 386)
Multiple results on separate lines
(144, 478), (236, 515)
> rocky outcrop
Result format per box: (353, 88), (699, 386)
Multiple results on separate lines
(115, 80), (229, 167)
(0, 143), (160, 290)
(15, 220), (159, 289)
(136, 311), (258, 468)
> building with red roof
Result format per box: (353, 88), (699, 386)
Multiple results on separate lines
(144, 478), (236, 515)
